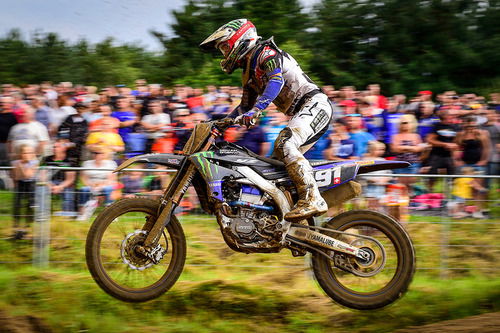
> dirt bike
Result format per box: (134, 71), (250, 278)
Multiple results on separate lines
(85, 117), (416, 310)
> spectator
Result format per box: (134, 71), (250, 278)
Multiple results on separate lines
(425, 110), (459, 189)
(362, 141), (392, 210)
(52, 94), (77, 135)
(145, 166), (171, 198)
(30, 96), (52, 130)
(359, 100), (384, 141)
(346, 114), (376, 157)
(185, 88), (205, 112)
(203, 85), (218, 106)
(10, 92), (29, 122)
(42, 139), (77, 215)
(488, 93), (500, 112)
(417, 101), (439, 140)
(121, 170), (145, 198)
(78, 147), (118, 220)
(455, 116), (491, 217)
(7, 107), (50, 159)
(481, 109), (500, 178)
(58, 102), (89, 166)
(98, 88), (111, 105)
(140, 84), (164, 116)
(85, 117), (125, 155)
(366, 84), (388, 110)
(382, 98), (405, 147)
(304, 127), (332, 161)
(88, 104), (119, 133)
(208, 93), (231, 119)
(11, 145), (38, 239)
(0, 96), (18, 166)
(131, 79), (149, 98)
(172, 109), (194, 152)
(324, 118), (355, 160)
(340, 86), (356, 100)
(455, 116), (491, 172)
(234, 121), (267, 155)
(391, 114), (425, 174)
(392, 114), (427, 197)
(338, 99), (357, 115)
(112, 96), (137, 152)
(450, 167), (488, 219)
(262, 107), (287, 157)
(141, 99), (172, 153)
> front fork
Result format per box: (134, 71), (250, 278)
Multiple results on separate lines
(142, 162), (197, 248)
(142, 131), (219, 249)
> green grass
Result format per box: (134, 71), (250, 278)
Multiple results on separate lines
(0, 194), (499, 331)
(0, 266), (499, 333)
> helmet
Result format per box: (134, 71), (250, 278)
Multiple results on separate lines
(200, 19), (259, 74)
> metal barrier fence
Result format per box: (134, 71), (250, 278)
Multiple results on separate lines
(0, 166), (498, 278)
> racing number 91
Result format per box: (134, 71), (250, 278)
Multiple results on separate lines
(314, 167), (341, 187)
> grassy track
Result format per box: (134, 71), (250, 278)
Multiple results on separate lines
(0, 209), (499, 332)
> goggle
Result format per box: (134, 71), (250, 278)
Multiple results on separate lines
(218, 41), (232, 57)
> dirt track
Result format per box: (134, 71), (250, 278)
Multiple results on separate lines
(395, 312), (500, 333)
(0, 310), (52, 333)
(1, 308), (499, 332)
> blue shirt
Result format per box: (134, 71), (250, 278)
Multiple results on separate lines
(264, 124), (286, 157)
(304, 129), (331, 160)
(111, 111), (136, 143)
(325, 137), (355, 159)
(418, 116), (439, 140)
(235, 126), (266, 155)
(382, 111), (404, 143)
(363, 115), (385, 141)
(349, 131), (376, 157)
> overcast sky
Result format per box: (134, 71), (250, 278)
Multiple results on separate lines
(0, 0), (318, 50)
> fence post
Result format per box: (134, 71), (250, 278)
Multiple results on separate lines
(33, 167), (51, 268)
(440, 174), (451, 279)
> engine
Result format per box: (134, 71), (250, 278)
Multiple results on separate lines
(218, 179), (282, 252)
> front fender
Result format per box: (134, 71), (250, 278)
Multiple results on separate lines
(114, 153), (185, 172)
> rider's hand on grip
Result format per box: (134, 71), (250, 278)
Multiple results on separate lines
(215, 117), (235, 129)
(235, 108), (262, 128)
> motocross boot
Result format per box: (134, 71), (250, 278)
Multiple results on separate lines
(284, 158), (328, 222)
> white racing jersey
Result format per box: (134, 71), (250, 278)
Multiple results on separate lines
(239, 38), (320, 115)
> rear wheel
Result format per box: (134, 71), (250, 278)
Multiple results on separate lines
(311, 210), (415, 310)
(86, 198), (186, 302)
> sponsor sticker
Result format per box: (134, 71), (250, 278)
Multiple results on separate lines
(356, 160), (375, 166)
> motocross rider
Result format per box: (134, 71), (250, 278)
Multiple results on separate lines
(200, 19), (332, 222)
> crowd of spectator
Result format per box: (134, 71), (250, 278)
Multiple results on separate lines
(0, 80), (498, 234)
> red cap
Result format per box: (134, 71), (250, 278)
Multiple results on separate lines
(418, 90), (432, 95)
(339, 99), (357, 107)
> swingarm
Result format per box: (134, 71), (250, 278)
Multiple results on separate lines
(286, 225), (385, 264)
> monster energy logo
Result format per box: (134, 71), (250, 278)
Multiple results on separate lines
(266, 59), (277, 71)
(225, 20), (244, 30)
(194, 151), (218, 179)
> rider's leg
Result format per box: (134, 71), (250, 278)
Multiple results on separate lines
(273, 93), (332, 221)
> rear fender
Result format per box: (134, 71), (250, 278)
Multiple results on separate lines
(114, 153), (185, 172)
(314, 160), (410, 190)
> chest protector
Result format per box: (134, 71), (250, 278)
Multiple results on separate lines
(242, 38), (319, 115)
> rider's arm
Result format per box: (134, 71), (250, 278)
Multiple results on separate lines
(253, 52), (285, 111)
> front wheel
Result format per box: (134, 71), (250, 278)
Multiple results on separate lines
(85, 198), (186, 302)
(311, 210), (415, 310)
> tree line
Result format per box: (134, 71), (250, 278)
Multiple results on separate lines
(1, 0), (499, 96)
